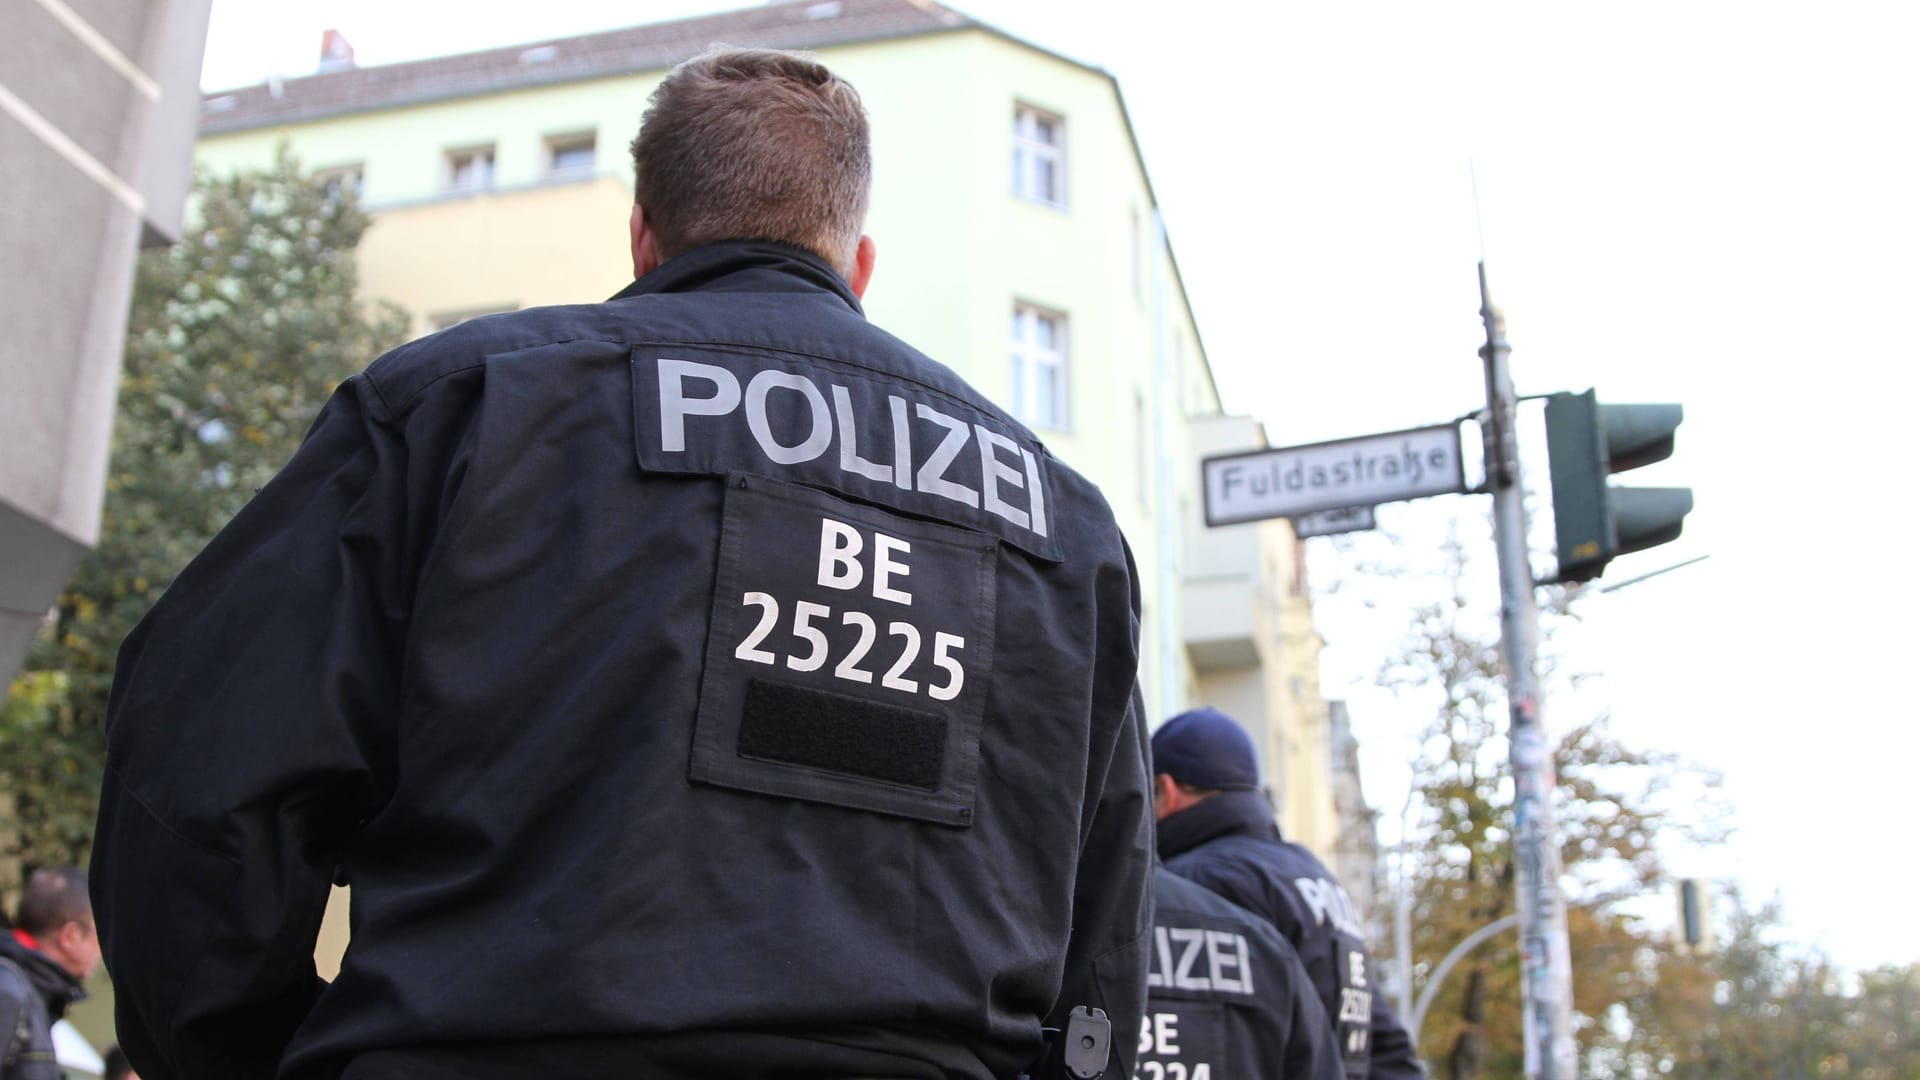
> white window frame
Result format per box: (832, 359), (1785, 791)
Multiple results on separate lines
(444, 145), (495, 191)
(1130, 207), (1144, 305)
(313, 163), (364, 202)
(1173, 333), (1187, 414)
(543, 131), (597, 177)
(1011, 303), (1069, 430)
(1012, 104), (1065, 207)
(1136, 389), (1151, 507)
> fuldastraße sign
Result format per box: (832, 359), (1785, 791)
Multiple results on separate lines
(1202, 423), (1465, 527)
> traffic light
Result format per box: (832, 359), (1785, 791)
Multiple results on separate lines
(1676, 878), (1714, 953)
(1543, 389), (1693, 583)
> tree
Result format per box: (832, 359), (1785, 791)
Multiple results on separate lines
(0, 149), (407, 884)
(1847, 962), (1920, 1077)
(1605, 888), (1920, 1078)
(1364, 524), (1920, 1080)
(1378, 530), (1725, 1078)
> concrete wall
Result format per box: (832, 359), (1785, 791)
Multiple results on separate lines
(0, 0), (214, 684)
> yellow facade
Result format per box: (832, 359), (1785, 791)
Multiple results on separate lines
(1184, 416), (1336, 853)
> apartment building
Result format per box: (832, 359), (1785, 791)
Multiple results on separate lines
(192, 0), (1341, 854)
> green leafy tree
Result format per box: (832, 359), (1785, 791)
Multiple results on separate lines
(1, 149), (407, 883)
(1847, 962), (1920, 1077)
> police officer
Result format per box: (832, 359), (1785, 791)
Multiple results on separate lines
(1144, 867), (1344, 1080)
(1152, 709), (1424, 1079)
(92, 47), (1151, 1080)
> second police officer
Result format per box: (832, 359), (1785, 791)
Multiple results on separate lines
(1152, 708), (1426, 1079)
(1144, 866), (1344, 1080)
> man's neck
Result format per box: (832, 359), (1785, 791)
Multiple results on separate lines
(1156, 788), (1279, 859)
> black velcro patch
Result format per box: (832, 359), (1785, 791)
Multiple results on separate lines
(738, 678), (946, 791)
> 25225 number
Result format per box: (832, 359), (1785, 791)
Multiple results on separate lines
(733, 592), (965, 702)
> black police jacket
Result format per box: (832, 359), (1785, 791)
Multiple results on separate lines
(1159, 791), (1424, 1080)
(1144, 868), (1343, 1080)
(92, 241), (1153, 1080)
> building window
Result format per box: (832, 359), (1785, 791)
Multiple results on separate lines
(1131, 207), (1143, 305)
(1173, 333), (1187, 414)
(314, 164), (363, 201)
(1011, 304), (1068, 430)
(1135, 390), (1151, 507)
(544, 131), (596, 177)
(1012, 104), (1064, 206)
(445, 145), (495, 191)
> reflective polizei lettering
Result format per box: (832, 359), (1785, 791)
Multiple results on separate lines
(1145, 925), (1253, 996)
(654, 356), (1048, 539)
(1295, 877), (1367, 939)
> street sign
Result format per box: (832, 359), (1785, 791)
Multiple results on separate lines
(1293, 504), (1377, 539)
(1202, 423), (1465, 527)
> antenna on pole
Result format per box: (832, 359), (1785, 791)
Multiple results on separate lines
(1470, 156), (1489, 265)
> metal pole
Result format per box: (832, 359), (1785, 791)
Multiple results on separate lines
(1395, 794), (1417, 1021)
(1477, 263), (1577, 1078)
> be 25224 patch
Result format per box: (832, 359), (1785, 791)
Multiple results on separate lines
(1137, 1002), (1226, 1080)
(690, 473), (998, 826)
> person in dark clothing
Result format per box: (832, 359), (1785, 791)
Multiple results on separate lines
(1, 868), (96, 1080)
(1153, 709), (1424, 1080)
(91, 46), (1151, 1080)
(1146, 867), (1344, 1080)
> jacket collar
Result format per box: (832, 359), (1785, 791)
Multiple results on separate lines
(0, 931), (85, 1018)
(1155, 788), (1283, 860)
(608, 239), (864, 315)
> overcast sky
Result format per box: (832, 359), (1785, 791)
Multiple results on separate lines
(202, 0), (1920, 973)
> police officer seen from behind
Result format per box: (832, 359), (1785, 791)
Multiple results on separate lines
(92, 47), (1152, 1080)
(1145, 867), (1343, 1080)
(1153, 709), (1424, 1079)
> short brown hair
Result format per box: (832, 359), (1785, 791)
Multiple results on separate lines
(16, 866), (90, 936)
(629, 47), (871, 272)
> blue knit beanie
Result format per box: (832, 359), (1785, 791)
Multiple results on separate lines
(1151, 707), (1260, 790)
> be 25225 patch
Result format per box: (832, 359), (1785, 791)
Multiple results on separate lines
(690, 473), (998, 826)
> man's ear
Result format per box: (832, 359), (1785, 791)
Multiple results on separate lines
(631, 205), (663, 279)
(1152, 773), (1180, 820)
(54, 920), (86, 956)
(848, 234), (877, 299)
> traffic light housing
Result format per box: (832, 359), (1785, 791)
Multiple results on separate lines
(1676, 878), (1714, 953)
(1544, 389), (1693, 583)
